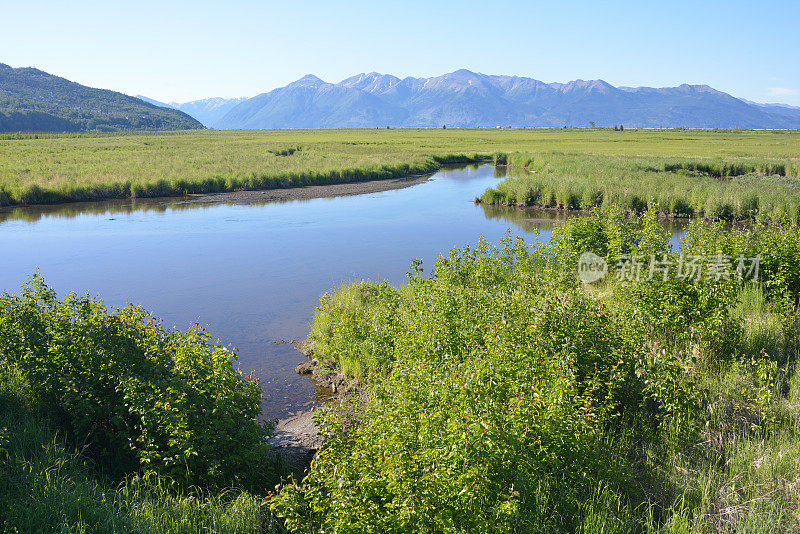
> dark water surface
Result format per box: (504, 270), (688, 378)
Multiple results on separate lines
(0, 165), (685, 420)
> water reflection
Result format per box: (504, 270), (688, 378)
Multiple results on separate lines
(481, 204), (574, 232)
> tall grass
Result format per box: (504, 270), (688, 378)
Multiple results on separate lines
(1, 128), (799, 207)
(481, 151), (800, 220)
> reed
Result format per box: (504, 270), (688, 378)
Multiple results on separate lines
(481, 151), (800, 220)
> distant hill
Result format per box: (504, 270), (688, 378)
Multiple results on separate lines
(215, 69), (800, 129)
(741, 99), (800, 124)
(0, 63), (203, 132)
(136, 96), (247, 128)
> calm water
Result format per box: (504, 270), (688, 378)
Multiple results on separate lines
(0, 165), (685, 420)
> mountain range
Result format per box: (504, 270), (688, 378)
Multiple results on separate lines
(0, 63), (202, 133)
(136, 96), (246, 128)
(2, 63), (799, 132)
(212, 69), (800, 129)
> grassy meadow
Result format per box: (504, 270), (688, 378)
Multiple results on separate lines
(1, 128), (799, 213)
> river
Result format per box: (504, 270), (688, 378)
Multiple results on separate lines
(0, 164), (685, 419)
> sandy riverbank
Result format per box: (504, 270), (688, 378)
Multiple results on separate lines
(182, 175), (429, 205)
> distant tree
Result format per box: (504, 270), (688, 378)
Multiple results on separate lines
(442, 125), (446, 129)
(620, 124), (624, 131)
(589, 121), (596, 128)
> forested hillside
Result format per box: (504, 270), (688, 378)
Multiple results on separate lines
(0, 63), (203, 132)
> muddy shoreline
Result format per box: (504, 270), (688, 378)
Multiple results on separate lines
(0, 174), (432, 215)
(180, 175), (431, 205)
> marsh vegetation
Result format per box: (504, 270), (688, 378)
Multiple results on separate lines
(482, 150), (800, 221)
(2, 128), (799, 211)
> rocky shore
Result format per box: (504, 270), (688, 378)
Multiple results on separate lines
(268, 341), (359, 479)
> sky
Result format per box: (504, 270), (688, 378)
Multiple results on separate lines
(2, 0), (799, 105)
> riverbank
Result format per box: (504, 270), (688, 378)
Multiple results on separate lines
(182, 173), (430, 205)
(0, 172), (435, 223)
(269, 340), (359, 479)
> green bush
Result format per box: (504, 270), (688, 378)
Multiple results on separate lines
(0, 363), (281, 532)
(680, 218), (800, 302)
(545, 205), (669, 276)
(272, 225), (717, 531)
(0, 276), (271, 488)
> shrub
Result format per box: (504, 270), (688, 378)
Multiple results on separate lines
(545, 205), (669, 275)
(0, 276), (271, 488)
(680, 219), (800, 303)
(273, 226), (710, 531)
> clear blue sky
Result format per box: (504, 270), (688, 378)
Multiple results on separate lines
(2, 0), (798, 105)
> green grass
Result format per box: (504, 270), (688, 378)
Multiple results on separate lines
(481, 149), (800, 220)
(1, 128), (799, 208)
